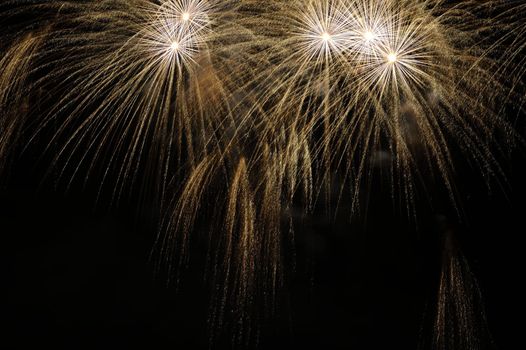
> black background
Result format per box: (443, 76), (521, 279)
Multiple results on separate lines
(2, 120), (525, 349)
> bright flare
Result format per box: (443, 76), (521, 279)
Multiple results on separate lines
(363, 31), (376, 41)
(321, 32), (332, 42)
(171, 41), (180, 51)
(387, 52), (398, 63)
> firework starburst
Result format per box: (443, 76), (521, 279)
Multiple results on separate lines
(1, 0), (525, 346)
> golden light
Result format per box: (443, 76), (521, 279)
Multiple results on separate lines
(387, 52), (398, 63)
(170, 41), (180, 51)
(363, 30), (376, 42)
(321, 32), (332, 42)
(0, 2), (521, 339)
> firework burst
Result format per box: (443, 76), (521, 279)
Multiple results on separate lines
(1, 0), (257, 203)
(232, 0), (521, 216)
(160, 0), (525, 343)
(1, 0), (525, 347)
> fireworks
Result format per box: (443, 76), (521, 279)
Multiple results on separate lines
(143, 0), (214, 70)
(1, 0), (525, 345)
(237, 0), (521, 215)
(1, 0), (255, 203)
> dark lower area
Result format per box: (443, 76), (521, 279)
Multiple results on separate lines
(1, 145), (525, 349)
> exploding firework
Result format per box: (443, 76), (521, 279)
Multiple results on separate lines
(162, 0), (525, 342)
(1, 0), (257, 202)
(233, 0), (521, 216)
(1, 0), (525, 347)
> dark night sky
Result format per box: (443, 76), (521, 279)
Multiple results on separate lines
(1, 3), (525, 349)
(1, 120), (525, 349)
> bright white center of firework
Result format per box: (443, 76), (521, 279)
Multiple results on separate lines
(171, 41), (180, 51)
(387, 53), (398, 63)
(182, 12), (190, 21)
(321, 32), (332, 42)
(363, 31), (376, 42)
